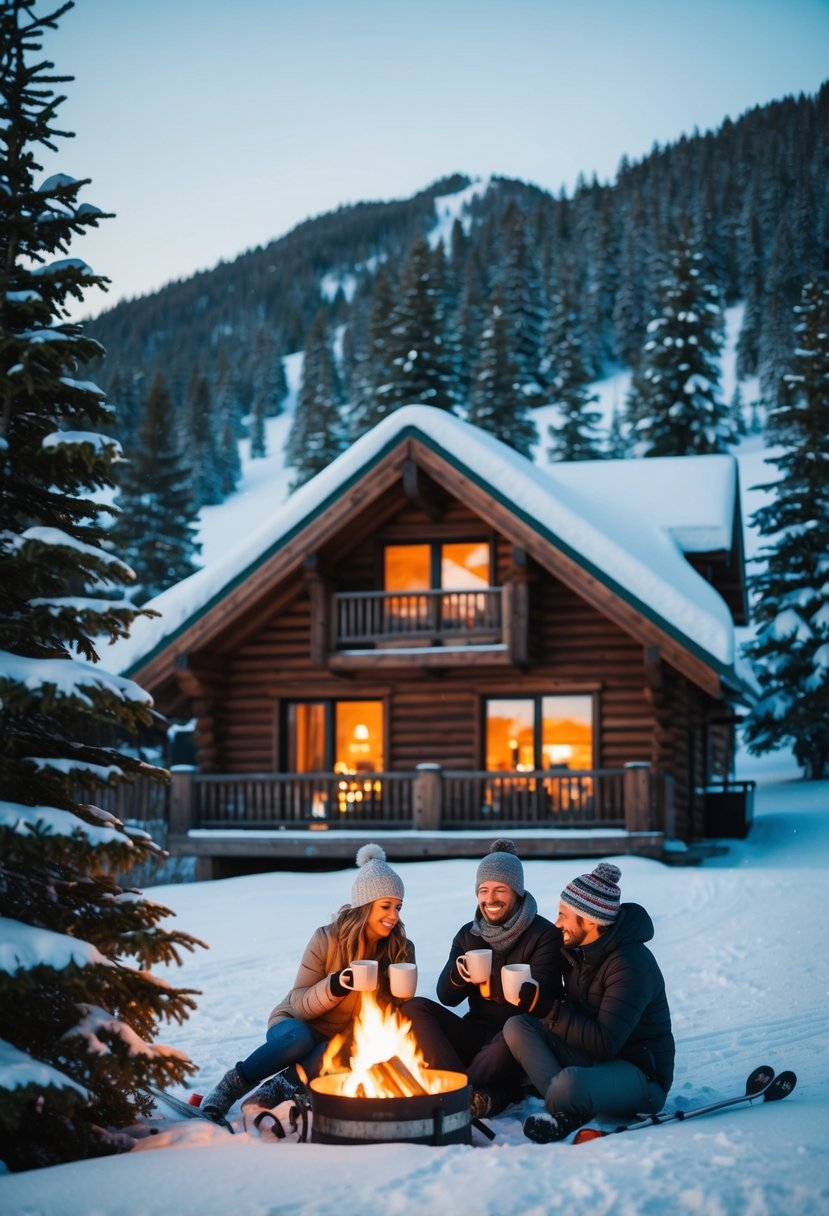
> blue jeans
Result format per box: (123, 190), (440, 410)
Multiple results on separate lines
(238, 1018), (327, 1086)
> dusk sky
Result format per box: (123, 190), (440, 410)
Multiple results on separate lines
(43, 0), (829, 321)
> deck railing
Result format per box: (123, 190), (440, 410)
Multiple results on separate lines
(334, 587), (503, 647)
(164, 764), (653, 834)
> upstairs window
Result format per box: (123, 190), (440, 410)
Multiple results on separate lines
(383, 541), (491, 592)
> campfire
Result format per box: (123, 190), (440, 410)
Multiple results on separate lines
(309, 992), (471, 1145)
(318, 991), (444, 1097)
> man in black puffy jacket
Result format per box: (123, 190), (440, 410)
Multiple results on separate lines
(503, 861), (675, 1143)
(401, 839), (562, 1116)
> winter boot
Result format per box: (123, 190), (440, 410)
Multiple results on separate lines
(241, 1068), (301, 1116)
(200, 1065), (250, 1121)
(523, 1110), (583, 1143)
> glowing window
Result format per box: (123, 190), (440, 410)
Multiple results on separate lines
(285, 701), (384, 774)
(485, 695), (593, 771)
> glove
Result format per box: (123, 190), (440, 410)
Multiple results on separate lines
(516, 979), (539, 1013)
(329, 970), (350, 997)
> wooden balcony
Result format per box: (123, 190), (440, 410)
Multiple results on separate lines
(308, 583), (530, 669)
(334, 588), (504, 647)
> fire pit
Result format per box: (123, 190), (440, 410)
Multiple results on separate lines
(308, 991), (472, 1145)
(310, 1069), (471, 1145)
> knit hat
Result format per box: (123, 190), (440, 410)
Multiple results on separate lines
(560, 862), (622, 925)
(476, 839), (525, 897)
(351, 843), (404, 907)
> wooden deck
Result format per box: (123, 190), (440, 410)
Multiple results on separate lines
(176, 826), (667, 880)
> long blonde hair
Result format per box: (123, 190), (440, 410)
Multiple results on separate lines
(329, 902), (412, 1003)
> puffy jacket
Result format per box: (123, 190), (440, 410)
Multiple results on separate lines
(437, 908), (562, 1030)
(268, 925), (415, 1040)
(548, 902), (674, 1090)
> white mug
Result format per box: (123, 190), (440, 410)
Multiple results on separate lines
(456, 948), (492, 984)
(339, 959), (379, 991)
(502, 962), (533, 1005)
(388, 962), (418, 999)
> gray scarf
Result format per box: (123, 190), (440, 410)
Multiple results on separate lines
(470, 891), (538, 954)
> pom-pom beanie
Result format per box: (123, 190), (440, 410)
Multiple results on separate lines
(475, 838), (525, 897)
(351, 843), (404, 907)
(560, 862), (622, 924)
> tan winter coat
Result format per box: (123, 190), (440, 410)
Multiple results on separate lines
(268, 925), (414, 1041)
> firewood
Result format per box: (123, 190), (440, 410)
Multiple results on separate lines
(387, 1055), (428, 1096)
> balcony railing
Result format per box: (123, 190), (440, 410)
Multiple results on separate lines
(165, 764), (657, 834)
(334, 587), (503, 647)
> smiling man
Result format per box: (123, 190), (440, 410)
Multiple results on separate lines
(503, 862), (675, 1143)
(401, 840), (562, 1118)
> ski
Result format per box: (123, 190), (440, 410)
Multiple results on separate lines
(146, 1085), (235, 1134)
(573, 1065), (795, 1143)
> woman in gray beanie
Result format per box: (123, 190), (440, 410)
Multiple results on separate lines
(199, 844), (414, 1125)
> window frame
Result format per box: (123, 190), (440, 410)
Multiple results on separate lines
(279, 697), (388, 774)
(482, 692), (598, 772)
(378, 537), (496, 593)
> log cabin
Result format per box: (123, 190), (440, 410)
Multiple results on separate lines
(112, 406), (756, 874)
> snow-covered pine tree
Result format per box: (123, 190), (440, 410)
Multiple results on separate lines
(214, 353), (244, 496)
(466, 287), (538, 457)
(544, 289), (604, 462)
(285, 307), (344, 488)
(348, 265), (397, 437)
(183, 362), (223, 506)
(742, 278), (829, 779)
(492, 203), (547, 401)
(626, 233), (737, 456)
(112, 369), (201, 603)
(374, 235), (460, 415)
(0, 0), (204, 1171)
(250, 324), (288, 419)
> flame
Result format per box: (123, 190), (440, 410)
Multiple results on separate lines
(320, 992), (439, 1097)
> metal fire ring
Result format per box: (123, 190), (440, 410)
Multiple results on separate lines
(313, 1109), (470, 1141)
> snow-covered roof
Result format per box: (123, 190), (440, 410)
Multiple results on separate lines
(107, 406), (744, 685)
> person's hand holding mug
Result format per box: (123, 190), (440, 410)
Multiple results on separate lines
(456, 948), (492, 984)
(331, 959), (379, 995)
(501, 962), (538, 1010)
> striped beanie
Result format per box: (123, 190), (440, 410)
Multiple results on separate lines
(476, 839), (525, 897)
(560, 862), (622, 925)
(351, 843), (404, 907)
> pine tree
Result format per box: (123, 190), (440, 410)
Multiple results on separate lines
(544, 290), (604, 461)
(250, 325), (288, 419)
(183, 363), (223, 506)
(466, 288), (538, 457)
(743, 278), (829, 779)
(374, 236), (460, 415)
(285, 307), (344, 488)
(112, 369), (201, 603)
(348, 265), (397, 436)
(492, 203), (547, 400)
(626, 234), (737, 456)
(0, 0), (202, 1171)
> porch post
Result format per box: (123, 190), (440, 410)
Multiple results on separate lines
(623, 762), (653, 832)
(169, 765), (196, 834)
(412, 763), (442, 831)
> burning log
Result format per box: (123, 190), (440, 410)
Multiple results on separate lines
(367, 1055), (429, 1099)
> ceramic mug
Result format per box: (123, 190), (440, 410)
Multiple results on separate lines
(456, 948), (493, 984)
(501, 962), (533, 1004)
(339, 959), (379, 991)
(388, 962), (418, 999)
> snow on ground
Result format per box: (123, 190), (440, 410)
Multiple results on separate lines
(3, 753), (828, 1216)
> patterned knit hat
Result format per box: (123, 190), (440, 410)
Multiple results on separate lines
(351, 843), (404, 907)
(476, 839), (525, 897)
(560, 862), (622, 925)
